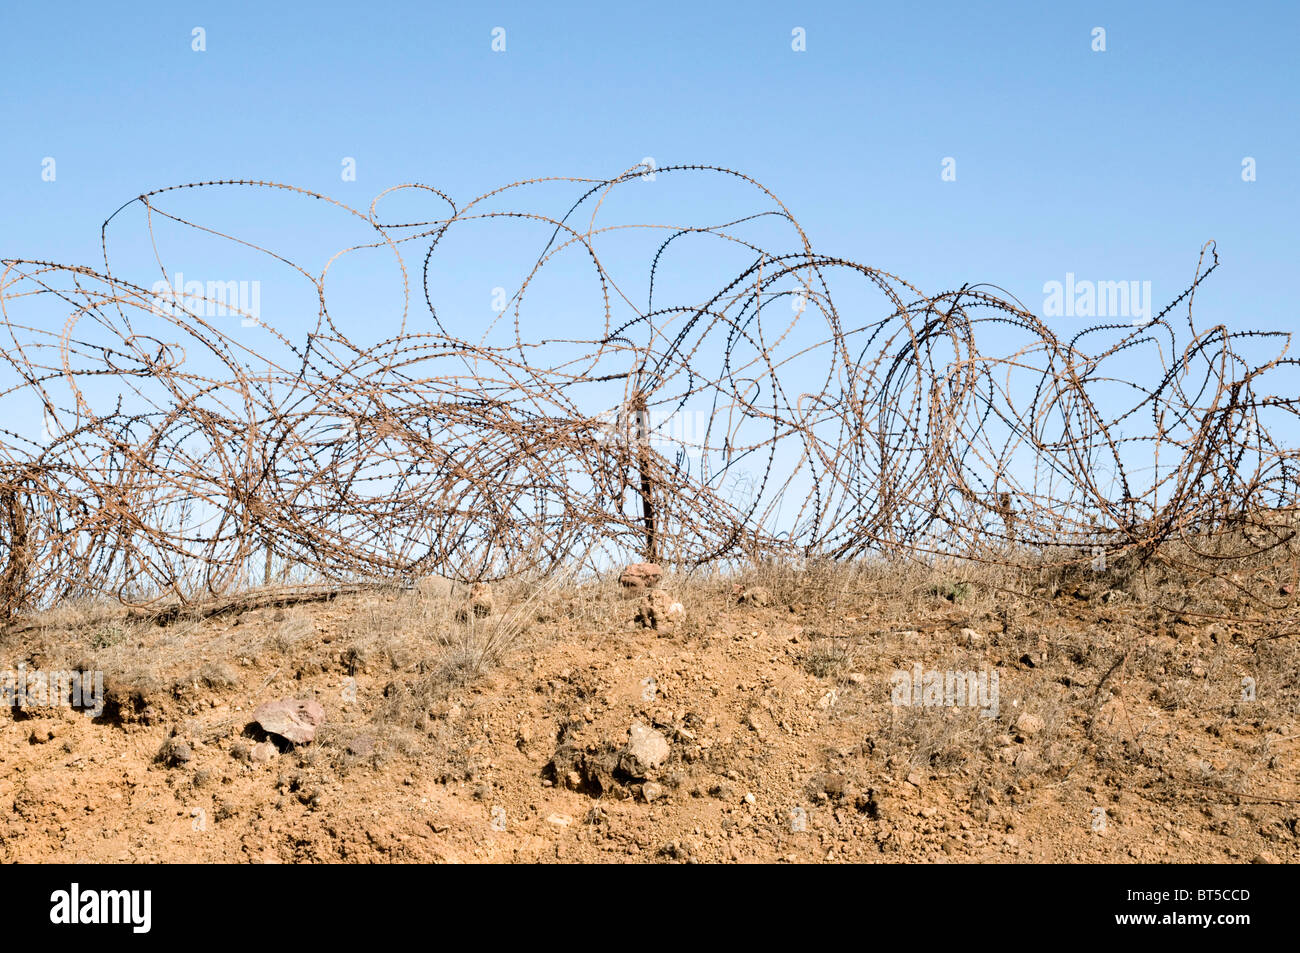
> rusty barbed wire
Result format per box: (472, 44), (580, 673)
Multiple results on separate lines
(1, 164), (1297, 618)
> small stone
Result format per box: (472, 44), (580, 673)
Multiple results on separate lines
(737, 586), (773, 607)
(546, 813), (573, 827)
(250, 741), (277, 763)
(1015, 713), (1045, 738)
(960, 627), (983, 646)
(156, 737), (193, 767)
(642, 782), (664, 803)
(619, 562), (664, 591)
(744, 792), (756, 805)
(621, 721), (671, 777)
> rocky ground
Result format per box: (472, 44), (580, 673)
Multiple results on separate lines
(2, 560), (1297, 863)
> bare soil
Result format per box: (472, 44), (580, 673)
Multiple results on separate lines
(2, 563), (1297, 863)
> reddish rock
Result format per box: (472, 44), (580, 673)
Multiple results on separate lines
(619, 562), (663, 591)
(252, 697), (326, 745)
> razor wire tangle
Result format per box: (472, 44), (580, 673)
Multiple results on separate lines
(1, 163), (1297, 617)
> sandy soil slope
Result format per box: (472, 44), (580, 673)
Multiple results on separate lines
(2, 564), (1297, 863)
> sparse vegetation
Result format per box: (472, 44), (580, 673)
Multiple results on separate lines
(0, 557), (1296, 863)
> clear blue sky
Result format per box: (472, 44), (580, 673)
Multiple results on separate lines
(2, 0), (1296, 330)
(1, 0), (1296, 569)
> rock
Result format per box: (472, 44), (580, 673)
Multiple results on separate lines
(619, 562), (664, 591)
(156, 737), (193, 767)
(743, 792), (756, 805)
(642, 782), (664, 803)
(469, 582), (494, 617)
(737, 586), (773, 607)
(1015, 713), (1045, 738)
(249, 741), (277, 763)
(546, 813), (573, 827)
(960, 627), (982, 646)
(252, 697), (326, 745)
(634, 589), (684, 630)
(621, 721), (671, 777)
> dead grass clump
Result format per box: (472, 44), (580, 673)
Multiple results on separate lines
(883, 704), (999, 773)
(199, 661), (239, 690)
(801, 633), (857, 679)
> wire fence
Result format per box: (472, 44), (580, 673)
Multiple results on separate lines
(2, 165), (1297, 616)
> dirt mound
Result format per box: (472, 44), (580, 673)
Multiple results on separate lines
(2, 565), (1297, 863)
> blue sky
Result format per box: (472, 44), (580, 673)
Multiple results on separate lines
(1, 0), (1297, 556)
(3, 0), (1296, 327)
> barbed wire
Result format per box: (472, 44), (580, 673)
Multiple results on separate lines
(2, 165), (1297, 617)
